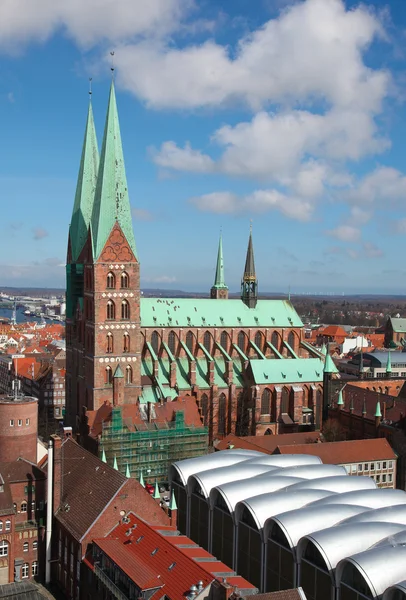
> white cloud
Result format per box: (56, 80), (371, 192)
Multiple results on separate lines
(114, 0), (388, 111)
(131, 207), (155, 221)
(0, 0), (191, 51)
(363, 241), (383, 258)
(190, 189), (313, 221)
(150, 141), (214, 173)
(326, 225), (361, 242)
(346, 166), (406, 206)
(32, 227), (49, 240)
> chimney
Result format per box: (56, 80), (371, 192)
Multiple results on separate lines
(62, 427), (72, 439)
(50, 434), (62, 514)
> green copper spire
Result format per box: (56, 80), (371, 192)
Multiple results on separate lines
(101, 448), (107, 463)
(113, 455), (118, 471)
(213, 234), (227, 288)
(241, 224), (258, 308)
(169, 490), (177, 511)
(320, 343), (327, 356)
(153, 480), (160, 500)
(139, 471), (145, 488)
(323, 353), (338, 374)
(386, 352), (392, 374)
(125, 463), (131, 478)
(375, 401), (382, 418)
(70, 101), (99, 261)
(337, 389), (344, 406)
(91, 82), (137, 260)
(114, 364), (124, 378)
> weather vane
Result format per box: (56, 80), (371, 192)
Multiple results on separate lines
(89, 77), (92, 98)
(110, 51), (115, 77)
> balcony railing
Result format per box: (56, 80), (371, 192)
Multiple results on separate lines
(94, 564), (130, 600)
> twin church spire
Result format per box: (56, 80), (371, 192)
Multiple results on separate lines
(69, 82), (137, 263)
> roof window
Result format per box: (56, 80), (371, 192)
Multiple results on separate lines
(151, 548), (159, 555)
(168, 562), (176, 571)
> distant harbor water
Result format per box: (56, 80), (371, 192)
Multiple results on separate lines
(0, 307), (62, 325)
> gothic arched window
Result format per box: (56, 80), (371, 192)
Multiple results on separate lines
(126, 365), (133, 384)
(123, 333), (130, 353)
(288, 331), (295, 350)
(255, 331), (264, 351)
(218, 394), (226, 435)
(105, 366), (112, 385)
(106, 333), (113, 354)
(151, 331), (160, 355)
(186, 331), (194, 353)
(106, 272), (115, 289)
(281, 387), (289, 413)
(237, 331), (246, 352)
(220, 331), (228, 353)
(121, 272), (129, 289)
(261, 388), (271, 415)
(270, 389), (277, 422)
(271, 331), (279, 349)
(121, 300), (130, 320)
(201, 393), (209, 427)
(168, 331), (176, 355)
(203, 331), (211, 353)
(107, 301), (115, 320)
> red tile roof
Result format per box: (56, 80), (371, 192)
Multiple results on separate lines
(238, 591), (305, 600)
(0, 458), (46, 483)
(216, 432), (321, 454)
(342, 384), (406, 423)
(92, 512), (256, 598)
(275, 437), (396, 463)
(320, 325), (348, 338)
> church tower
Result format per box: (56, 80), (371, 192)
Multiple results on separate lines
(210, 233), (228, 299)
(241, 226), (258, 308)
(66, 82), (141, 431)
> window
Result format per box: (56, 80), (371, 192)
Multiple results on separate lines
(203, 331), (211, 353)
(106, 272), (115, 289)
(220, 331), (228, 353)
(271, 330), (279, 349)
(33, 541), (38, 550)
(344, 465), (351, 474)
(389, 461), (393, 469)
(9, 420), (14, 427)
(126, 365), (133, 385)
(168, 331), (176, 355)
(254, 331), (263, 351)
(382, 474), (387, 483)
(106, 300), (115, 320)
(106, 333), (113, 354)
(376, 475), (381, 483)
(105, 366), (112, 385)
(151, 331), (160, 355)
(237, 331), (246, 352)
(21, 563), (29, 578)
(18, 419), (22, 426)
(25, 418), (30, 426)
(32, 561), (38, 576)
(5, 520), (10, 531)
(288, 331), (295, 349)
(261, 388), (271, 415)
(120, 272), (129, 289)
(0, 541), (8, 557)
(23, 542), (29, 552)
(121, 300), (130, 320)
(376, 462), (381, 470)
(389, 474), (393, 483)
(364, 463), (368, 471)
(383, 461), (387, 469)
(21, 502), (27, 513)
(0, 522), (3, 532)
(358, 464), (362, 472)
(123, 333), (130, 353)
(370, 463), (375, 471)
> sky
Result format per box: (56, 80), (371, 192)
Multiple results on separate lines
(1, 0), (406, 294)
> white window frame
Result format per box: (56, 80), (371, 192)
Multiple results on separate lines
(21, 563), (29, 578)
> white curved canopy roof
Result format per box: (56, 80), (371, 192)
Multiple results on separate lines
(373, 529), (406, 548)
(266, 463), (343, 479)
(309, 488), (406, 509)
(383, 580), (406, 600)
(341, 504), (406, 527)
(235, 488), (335, 532)
(187, 463), (281, 498)
(210, 475), (306, 512)
(243, 454), (322, 468)
(170, 449), (260, 485)
(266, 503), (370, 550)
(297, 521), (406, 575)
(283, 475), (375, 494)
(336, 545), (406, 598)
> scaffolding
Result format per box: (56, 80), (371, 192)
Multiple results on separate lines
(99, 407), (209, 483)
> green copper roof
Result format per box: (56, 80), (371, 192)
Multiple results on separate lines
(169, 490), (177, 511)
(113, 455), (118, 470)
(70, 102), (99, 261)
(243, 228), (256, 280)
(91, 82), (137, 260)
(213, 234), (227, 289)
(386, 352), (392, 373)
(139, 471), (145, 487)
(101, 448), (107, 463)
(114, 364), (124, 378)
(323, 353), (338, 374)
(337, 389), (344, 406)
(140, 298), (303, 328)
(250, 357), (324, 385)
(125, 463), (131, 478)
(153, 480), (160, 499)
(375, 401), (382, 418)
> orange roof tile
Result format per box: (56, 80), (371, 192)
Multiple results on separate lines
(275, 438), (396, 463)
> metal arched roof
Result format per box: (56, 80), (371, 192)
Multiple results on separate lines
(297, 522), (406, 575)
(266, 504), (370, 551)
(373, 529), (406, 548)
(210, 475), (306, 512)
(169, 449), (261, 485)
(264, 463), (344, 480)
(383, 580), (406, 600)
(235, 488), (335, 532)
(243, 454), (322, 468)
(336, 544), (406, 599)
(283, 475), (376, 494)
(309, 488), (406, 509)
(187, 463), (281, 498)
(341, 505), (406, 528)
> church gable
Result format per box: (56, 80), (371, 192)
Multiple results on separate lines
(97, 222), (137, 264)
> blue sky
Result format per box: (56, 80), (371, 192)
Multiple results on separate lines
(1, 0), (406, 294)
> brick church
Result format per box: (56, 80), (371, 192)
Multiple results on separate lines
(66, 82), (326, 450)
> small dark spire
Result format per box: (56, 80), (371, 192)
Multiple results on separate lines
(241, 222), (258, 308)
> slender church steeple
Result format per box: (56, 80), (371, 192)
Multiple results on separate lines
(210, 232), (228, 299)
(241, 224), (258, 308)
(69, 96), (99, 262)
(91, 81), (137, 261)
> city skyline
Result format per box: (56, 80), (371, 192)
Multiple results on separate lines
(1, 0), (406, 293)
